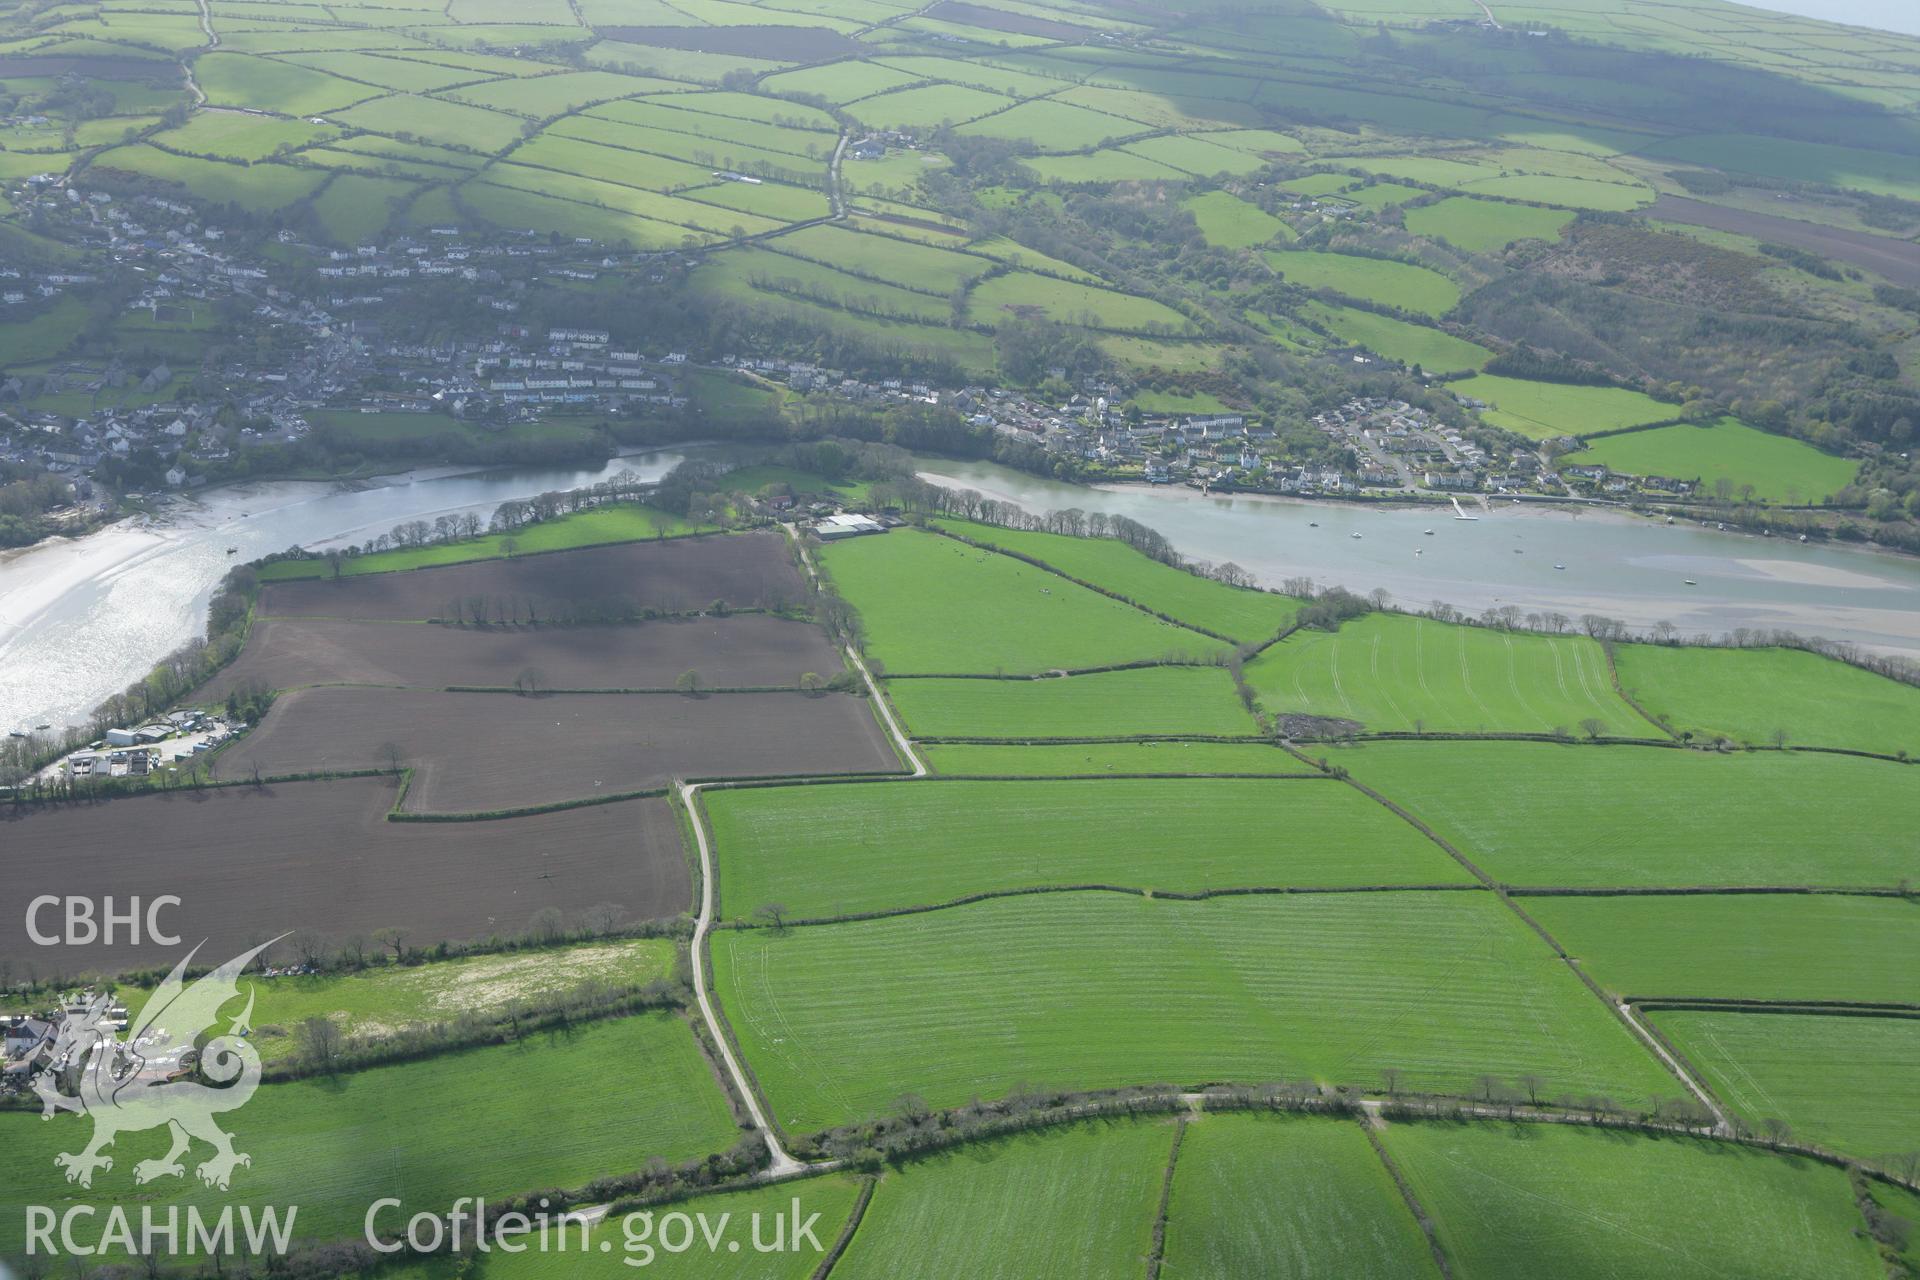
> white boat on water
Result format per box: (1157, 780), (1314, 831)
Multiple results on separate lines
(1449, 496), (1479, 521)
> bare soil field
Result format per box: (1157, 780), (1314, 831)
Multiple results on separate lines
(0, 777), (688, 977)
(0, 56), (175, 81)
(257, 534), (806, 622)
(217, 688), (900, 812)
(198, 614), (844, 700)
(594, 25), (860, 59)
(1646, 195), (1920, 287)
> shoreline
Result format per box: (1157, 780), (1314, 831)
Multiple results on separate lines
(0, 450), (692, 733)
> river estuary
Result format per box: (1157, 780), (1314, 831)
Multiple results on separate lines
(4, 450), (1919, 732)
(0, 451), (685, 733)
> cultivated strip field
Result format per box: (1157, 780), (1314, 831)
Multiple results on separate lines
(1340, 741), (1920, 887)
(1526, 894), (1920, 1006)
(200, 614), (845, 698)
(1244, 613), (1641, 737)
(929, 519), (1300, 643)
(705, 777), (1467, 920)
(1162, 1113), (1439, 1279)
(924, 741), (1312, 776)
(819, 529), (1226, 673)
(1613, 644), (1920, 757)
(1654, 1011), (1920, 1162)
(0, 1014), (738, 1253)
(0, 778), (687, 973)
(831, 1120), (1170, 1280)
(258, 532), (805, 621)
(1382, 1121), (1883, 1280)
(714, 892), (1673, 1134)
(884, 666), (1260, 739)
(218, 686), (901, 813)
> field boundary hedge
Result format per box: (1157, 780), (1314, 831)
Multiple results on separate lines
(1314, 748), (1723, 1112)
(1360, 1117), (1456, 1279)
(256, 523), (733, 584)
(915, 733), (1275, 745)
(809, 1177), (875, 1280)
(386, 786), (669, 822)
(1508, 884), (1912, 898)
(441, 683), (820, 695)
(1602, 641), (1684, 740)
(713, 880), (1485, 930)
(882, 657), (1228, 679)
(1143, 1115), (1187, 1280)
(1636, 999), (1920, 1018)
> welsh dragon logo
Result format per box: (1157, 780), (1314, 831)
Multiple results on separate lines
(35, 937), (284, 1190)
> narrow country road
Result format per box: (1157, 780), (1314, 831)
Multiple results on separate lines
(183, 0), (216, 105)
(682, 779), (806, 1176)
(828, 131), (850, 221)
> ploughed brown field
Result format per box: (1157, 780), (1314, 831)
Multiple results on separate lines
(0, 777), (689, 976)
(924, 0), (1092, 38)
(1647, 195), (1920, 287)
(216, 688), (902, 812)
(258, 533), (806, 622)
(198, 614), (846, 700)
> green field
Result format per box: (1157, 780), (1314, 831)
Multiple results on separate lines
(153, 111), (340, 161)
(834, 1121), (1170, 1280)
(885, 667), (1262, 738)
(1612, 644), (1920, 757)
(194, 51), (376, 116)
(929, 520), (1299, 643)
(714, 891), (1672, 1133)
(258, 505), (711, 582)
(969, 270), (1195, 333)
(1162, 1113), (1438, 1279)
(1243, 613), (1641, 737)
(0, 296), (86, 363)
(1023, 149), (1195, 184)
(954, 98), (1142, 152)
(1403, 195), (1574, 253)
(1342, 741), (1920, 887)
(470, 1175), (866, 1278)
(817, 530), (1227, 674)
(1306, 301), (1492, 372)
(769, 223), (989, 293)
(1564, 418), (1859, 504)
(191, 939), (677, 1062)
(1654, 1011), (1920, 1162)
(1265, 249), (1461, 318)
(1184, 190), (1288, 248)
(1128, 134), (1272, 179)
(1525, 895), (1919, 1005)
(0, 1014), (737, 1253)
(846, 83), (1011, 130)
(924, 740), (1314, 776)
(92, 145), (329, 212)
(1451, 373), (1676, 440)
(1383, 1121), (1882, 1280)
(1456, 173), (1652, 211)
(705, 777), (1465, 919)
(311, 173), (417, 244)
